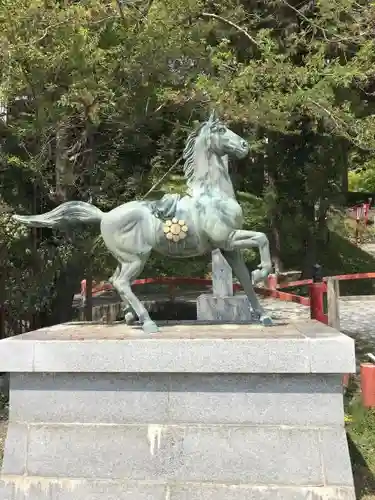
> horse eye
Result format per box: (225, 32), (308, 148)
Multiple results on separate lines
(218, 126), (226, 133)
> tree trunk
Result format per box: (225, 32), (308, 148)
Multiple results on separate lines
(301, 203), (317, 278)
(84, 273), (93, 321)
(341, 165), (348, 193)
(266, 172), (283, 272)
(271, 221), (283, 273)
(37, 119), (93, 328)
(47, 257), (84, 326)
(316, 198), (330, 245)
(39, 122), (80, 326)
(55, 124), (75, 202)
(301, 230), (317, 278)
(0, 245), (7, 338)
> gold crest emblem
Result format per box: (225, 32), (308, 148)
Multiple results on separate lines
(163, 219), (188, 242)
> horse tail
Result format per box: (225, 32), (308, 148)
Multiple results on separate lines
(13, 201), (103, 228)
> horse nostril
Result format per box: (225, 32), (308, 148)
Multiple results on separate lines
(241, 141), (247, 148)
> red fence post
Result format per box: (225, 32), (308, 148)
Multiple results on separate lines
(360, 363), (375, 408)
(267, 274), (278, 290)
(309, 282), (327, 324)
(309, 264), (328, 324)
(168, 284), (176, 300)
(81, 279), (86, 298)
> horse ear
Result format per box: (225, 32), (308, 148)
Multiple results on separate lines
(208, 110), (216, 123)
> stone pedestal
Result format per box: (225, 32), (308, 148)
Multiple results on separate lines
(198, 249), (255, 322)
(197, 294), (255, 321)
(0, 320), (356, 500)
(211, 248), (233, 296)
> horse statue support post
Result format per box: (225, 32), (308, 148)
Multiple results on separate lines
(13, 113), (273, 333)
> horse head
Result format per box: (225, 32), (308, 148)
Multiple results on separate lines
(204, 112), (249, 159)
(182, 112), (249, 194)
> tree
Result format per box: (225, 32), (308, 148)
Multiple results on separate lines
(349, 159), (375, 193)
(189, 0), (375, 272)
(0, 0), (213, 325)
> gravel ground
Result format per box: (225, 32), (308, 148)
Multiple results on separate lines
(76, 289), (375, 349)
(260, 295), (375, 357)
(0, 399), (8, 468)
(0, 421), (6, 464)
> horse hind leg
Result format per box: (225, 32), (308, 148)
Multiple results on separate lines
(109, 265), (121, 285)
(112, 254), (158, 334)
(222, 249), (273, 326)
(109, 263), (136, 324)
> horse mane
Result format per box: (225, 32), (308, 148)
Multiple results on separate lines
(182, 123), (204, 190)
(182, 119), (220, 193)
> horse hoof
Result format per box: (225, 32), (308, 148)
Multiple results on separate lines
(143, 321), (159, 334)
(252, 269), (267, 284)
(251, 270), (261, 284)
(124, 312), (136, 325)
(260, 315), (273, 326)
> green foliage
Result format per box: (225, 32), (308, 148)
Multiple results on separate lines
(349, 160), (375, 192)
(346, 391), (375, 498)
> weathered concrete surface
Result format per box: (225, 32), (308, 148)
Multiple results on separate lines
(0, 321), (356, 500)
(211, 249), (233, 297)
(198, 248), (256, 322)
(0, 321), (355, 374)
(0, 479), (356, 500)
(196, 294), (256, 322)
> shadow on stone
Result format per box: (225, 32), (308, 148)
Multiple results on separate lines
(146, 301), (196, 321)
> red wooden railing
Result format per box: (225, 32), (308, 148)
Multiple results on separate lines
(80, 271), (375, 329)
(81, 276), (310, 306)
(83, 271), (375, 330)
(276, 272), (375, 290)
(272, 271), (375, 325)
(82, 271), (375, 317)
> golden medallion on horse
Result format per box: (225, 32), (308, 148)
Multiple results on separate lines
(163, 219), (188, 242)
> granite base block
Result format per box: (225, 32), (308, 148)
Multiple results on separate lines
(0, 321), (356, 500)
(0, 479), (356, 500)
(196, 294), (255, 322)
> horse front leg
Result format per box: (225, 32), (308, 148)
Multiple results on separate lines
(227, 230), (272, 284)
(221, 249), (273, 326)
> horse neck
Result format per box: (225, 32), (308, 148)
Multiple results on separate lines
(190, 151), (236, 199)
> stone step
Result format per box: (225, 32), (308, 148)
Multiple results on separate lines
(9, 373), (344, 426)
(0, 321), (356, 500)
(0, 477), (355, 500)
(3, 422), (352, 485)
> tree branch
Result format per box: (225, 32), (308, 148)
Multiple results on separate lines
(308, 98), (375, 152)
(141, 155), (183, 200)
(201, 12), (260, 47)
(140, 0), (155, 21)
(280, 0), (327, 39)
(37, 16), (118, 43)
(280, 0), (370, 43)
(115, 0), (126, 26)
